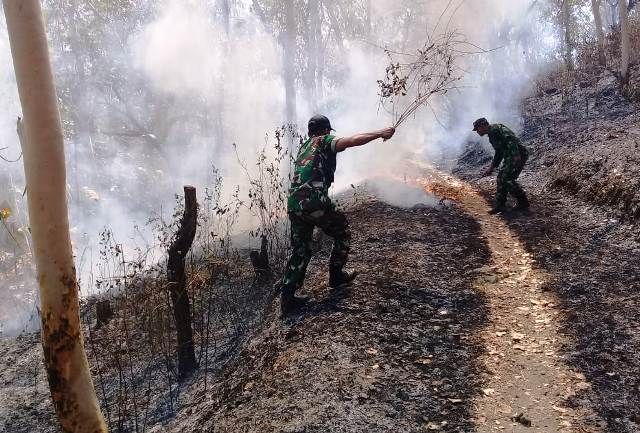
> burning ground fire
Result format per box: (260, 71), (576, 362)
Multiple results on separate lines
(414, 175), (471, 203)
(373, 158), (476, 205)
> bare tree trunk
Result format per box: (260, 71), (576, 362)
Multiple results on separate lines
(210, 0), (231, 176)
(401, 11), (414, 52)
(316, 38), (325, 102)
(2, 1), (108, 432)
(314, 0), (324, 102)
(167, 186), (198, 379)
(562, 0), (575, 71)
(220, 0), (231, 33)
(619, 0), (630, 84)
(607, 0), (620, 28)
(592, 0), (607, 66)
(283, 0), (297, 127)
(306, 0), (319, 106)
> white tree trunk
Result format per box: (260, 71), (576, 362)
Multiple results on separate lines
(591, 0), (607, 66)
(2, 1), (108, 432)
(619, 0), (630, 84)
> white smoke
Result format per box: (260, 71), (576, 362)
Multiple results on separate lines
(0, 0), (560, 334)
(133, 1), (223, 95)
(0, 18), (21, 165)
(322, 0), (557, 202)
(131, 0), (285, 186)
(365, 178), (438, 209)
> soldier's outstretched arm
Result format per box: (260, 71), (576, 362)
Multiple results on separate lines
(334, 127), (395, 152)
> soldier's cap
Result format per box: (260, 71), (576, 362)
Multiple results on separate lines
(308, 114), (333, 133)
(473, 117), (489, 131)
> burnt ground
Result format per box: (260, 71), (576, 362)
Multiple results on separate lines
(169, 67), (640, 432)
(161, 196), (493, 433)
(4, 171), (638, 433)
(160, 150), (640, 433)
(1, 192), (496, 433)
(0, 332), (56, 433)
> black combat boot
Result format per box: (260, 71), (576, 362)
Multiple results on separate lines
(329, 269), (359, 289)
(280, 287), (309, 317)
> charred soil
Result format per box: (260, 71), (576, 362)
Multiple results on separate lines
(160, 195), (492, 432)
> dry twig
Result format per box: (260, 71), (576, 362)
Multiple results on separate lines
(377, 26), (490, 128)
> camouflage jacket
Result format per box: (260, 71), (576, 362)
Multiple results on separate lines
(488, 124), (528, 169)
(287, 134), (339, 214)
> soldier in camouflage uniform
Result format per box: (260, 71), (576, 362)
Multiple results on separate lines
(281, 115), (396, 316)
(474, 118), (530, 214)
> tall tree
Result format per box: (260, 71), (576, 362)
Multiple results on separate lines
(619, 0), (630, 84)
(306, 0), (322, 105)
(607, 0), (620, 27)
(283, 0), (298, 124)
(365, 0), (372, 40)
(561, 0), (575, 71)
(2, 1), (108, 432)
(252, 0), (370, 128)
(591, 0), (607, 66)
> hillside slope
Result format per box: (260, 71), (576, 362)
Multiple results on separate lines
(156, 166), (636, 432)
(160, 192), (491, 432)
(2, 69), (639, 433)
(159, 69), (640, 432)
(525, 67), (640, 220)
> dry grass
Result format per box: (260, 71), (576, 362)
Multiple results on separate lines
(75, 127), (296, 432)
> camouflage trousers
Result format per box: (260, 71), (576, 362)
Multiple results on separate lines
(496, 151), (528, 206)
(281, 208), (351, 295)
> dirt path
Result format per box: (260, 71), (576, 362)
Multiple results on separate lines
(419, 170), (604, 432)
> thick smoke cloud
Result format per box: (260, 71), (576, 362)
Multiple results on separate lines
(0, 0), (556, 333)
(326, 0), (555, 192)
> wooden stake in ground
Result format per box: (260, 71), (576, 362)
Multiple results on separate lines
(2, 1), (108, 432)
(250, 235), (272, 283)
(167, 185), (199, 379)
